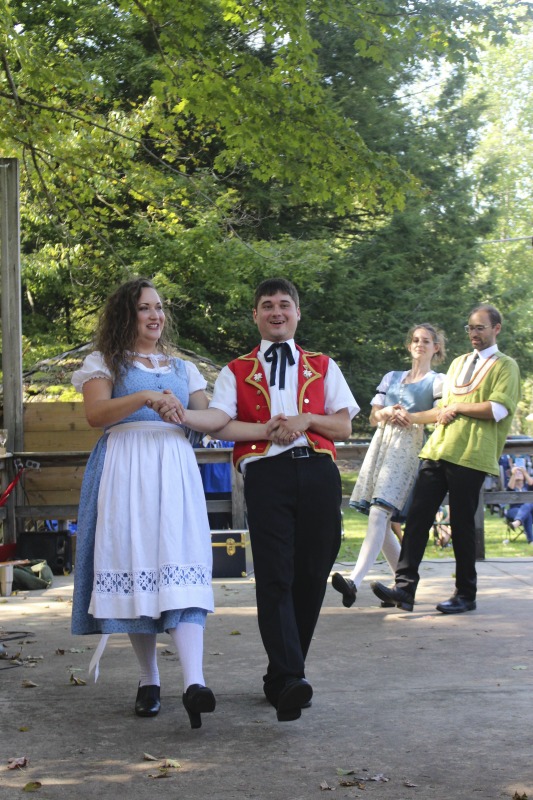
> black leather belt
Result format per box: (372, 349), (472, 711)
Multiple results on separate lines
(278, 446), (326, 459)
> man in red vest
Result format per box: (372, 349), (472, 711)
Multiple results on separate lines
(153, 277), (359, 721)
(210, 278), (359, 721)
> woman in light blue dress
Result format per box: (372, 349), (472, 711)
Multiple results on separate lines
(332, 324), (446, 608)
(71, 277), (216, 728)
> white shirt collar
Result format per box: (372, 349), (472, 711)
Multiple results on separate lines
(259, 339), (297, 359)
(472, 344), (499, 360)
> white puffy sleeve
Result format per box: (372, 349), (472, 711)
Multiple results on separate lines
(184, 360), (208, 394)
(71, 352), (112, 393)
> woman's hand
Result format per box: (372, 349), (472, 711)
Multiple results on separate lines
(150, 390), (187, 424)
(389, 404), (411, 428)
(436, 403), (459, 426)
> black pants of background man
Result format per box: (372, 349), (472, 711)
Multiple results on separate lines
(395, 458), (486, 601)
(244, 453), (342, 700)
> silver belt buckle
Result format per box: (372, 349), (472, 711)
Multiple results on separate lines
(292, 447), (310, 459)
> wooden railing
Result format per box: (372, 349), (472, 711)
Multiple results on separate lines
(4, 435), (533, 560)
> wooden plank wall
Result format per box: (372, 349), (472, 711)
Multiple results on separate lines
(22, 402), (100, 506)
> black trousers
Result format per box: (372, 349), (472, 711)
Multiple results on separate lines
(244, 454), (342, 694)
(395, 458), (486, 601)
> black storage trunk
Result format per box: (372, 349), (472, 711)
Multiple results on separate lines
(16, 531), (73, 575)
(211, 529), (253, 578)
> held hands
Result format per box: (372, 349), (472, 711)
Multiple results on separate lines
(147, 389), (187, 425)
(436, 403), (459, 426)
(387, 404), (411, 428)
(265, 413), (304, 445)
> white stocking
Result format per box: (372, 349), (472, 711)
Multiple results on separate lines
(349, 505), (399, 588)
(168, 622), (205, 692)
(128, 633), (160, 687)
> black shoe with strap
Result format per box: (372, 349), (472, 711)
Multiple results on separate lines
(331, 572), (357, 608)
(135, 684), (161, 717)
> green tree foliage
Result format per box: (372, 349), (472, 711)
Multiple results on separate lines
(0, 0), (529, 419)
(466, 17), (533, 376)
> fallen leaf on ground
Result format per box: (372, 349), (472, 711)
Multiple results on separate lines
(512, 793), (528, 800)
(22, 782), (42, 792)
(403, 779), (418, 787)
(229, 630), (241, 635)
(21, 680), (38, 688)
(143, 753), (159, 761)
(369, 774), (389, 782)
(319, 780), (334, 790)
(148, 769), (170, 779)
(8, 756), (28, 769)
(69, 674), (86, 686)
(55, 649), (65, 656)
(512, 666), (527, 670)
(162, 759), (181, 769)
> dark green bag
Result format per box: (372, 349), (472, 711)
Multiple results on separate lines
(12, 560), (54, 590)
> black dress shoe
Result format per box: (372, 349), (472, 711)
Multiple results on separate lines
(276, 679), (313, 722)
(370, 581), (414, 612)
(331, 572), (357, 608)
(182, 684), (216, 729)
(135, 684), (161, 717)
(436, 596), (476, 614)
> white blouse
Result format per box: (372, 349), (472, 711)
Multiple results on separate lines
(71, 351), (207, 394)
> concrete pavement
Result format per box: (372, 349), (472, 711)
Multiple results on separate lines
(1, 557), (532, 799)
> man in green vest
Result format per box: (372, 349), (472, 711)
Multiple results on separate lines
(372, 304), (520, 614)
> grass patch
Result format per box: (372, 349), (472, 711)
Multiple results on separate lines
(338, 468), (532, 562)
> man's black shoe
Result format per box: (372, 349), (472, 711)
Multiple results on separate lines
(331, 572), (357, 608)
(370, 581), (414, 612)
(436, 596), (476, 614)
(276, 679), (313, 722)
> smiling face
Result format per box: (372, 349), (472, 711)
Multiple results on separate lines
(408, 327), (440, 362)
(253, 291), (301, 343)
(135, 287), (165, 351)
(467, 309), (500, 352)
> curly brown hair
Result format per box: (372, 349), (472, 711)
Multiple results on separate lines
(94, 277), (174, 377)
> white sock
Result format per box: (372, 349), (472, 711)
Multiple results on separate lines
(128, 633), (160, 687)
(381, 523), (402, 574)
(349, 505), (398, 588)
(168, 622), (205, 692)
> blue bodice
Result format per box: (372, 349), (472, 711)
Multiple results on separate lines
(385, 370), (438, 413)
(110, 359), (190, 425)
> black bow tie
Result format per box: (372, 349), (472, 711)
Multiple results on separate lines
(264, 342), (295, 390)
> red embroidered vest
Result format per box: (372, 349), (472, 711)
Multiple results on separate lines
(228, 344), (336, 472)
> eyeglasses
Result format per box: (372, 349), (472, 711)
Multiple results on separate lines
(464, 324), (492, 334)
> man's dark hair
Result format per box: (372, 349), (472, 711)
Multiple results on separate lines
(254, 278), (299, 309)
(469, 304), (502, 328)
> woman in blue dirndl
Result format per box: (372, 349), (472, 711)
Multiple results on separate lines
(71, 277), (215, 728)
(331, 323), (446, 608)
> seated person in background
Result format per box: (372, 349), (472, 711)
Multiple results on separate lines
(505, 465), (533, 544)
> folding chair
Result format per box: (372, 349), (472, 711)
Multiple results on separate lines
(433, 505), (452, 548)
(504, 515), (526, 542)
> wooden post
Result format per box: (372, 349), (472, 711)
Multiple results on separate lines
(0, 158), (23, 543)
